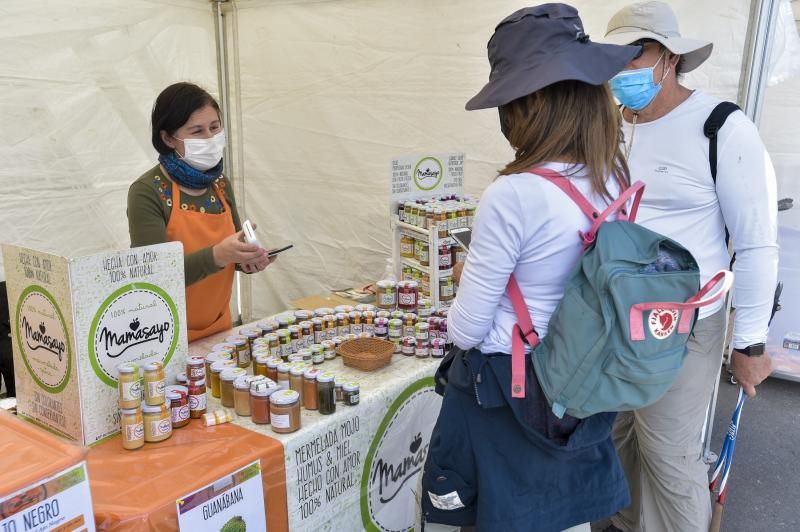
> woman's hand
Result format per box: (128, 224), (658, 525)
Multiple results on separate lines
(212, 230), (266, 268)
(239, 253), (277, 273)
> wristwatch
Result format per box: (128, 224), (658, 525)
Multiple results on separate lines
(737, 343), (766, 357)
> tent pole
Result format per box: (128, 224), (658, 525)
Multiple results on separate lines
(213, 0), (252, 326)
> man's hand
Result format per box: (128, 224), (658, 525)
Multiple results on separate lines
(731, 350), (773, 397)
(453, 261), (465, 285)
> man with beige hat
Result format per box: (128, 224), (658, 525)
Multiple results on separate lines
(602, 2), (778, 531)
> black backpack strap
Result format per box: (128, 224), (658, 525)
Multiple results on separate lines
(704, 101), (740, 267)
(703, 101), (740, 183)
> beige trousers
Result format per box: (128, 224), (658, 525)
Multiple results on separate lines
(612, 307), (727, 532)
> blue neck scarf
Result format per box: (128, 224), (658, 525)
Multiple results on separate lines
(159, 151), (223, 189)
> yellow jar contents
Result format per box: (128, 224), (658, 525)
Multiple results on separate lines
(120, 407), (144, 450)
(117, 362), (142, 409)
(204, 351), (232, 380)
(143, 361), (165, 406)
(254, 355), (270, 377)
(220, 368), (247, 408)
(210, 360), (236, 398)
(142, 403), (172, 443)
(270, 389), (301, 434)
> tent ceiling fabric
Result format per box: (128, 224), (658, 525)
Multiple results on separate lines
(0, 0), (765, 319)
(231, 0), (752, 317)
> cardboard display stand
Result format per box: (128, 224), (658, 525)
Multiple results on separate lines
(2, 242), (188, 445)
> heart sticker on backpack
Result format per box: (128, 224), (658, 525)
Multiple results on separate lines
(648, 309), (680, 340)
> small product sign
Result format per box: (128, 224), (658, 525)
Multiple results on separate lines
(176, 461), (266, 532)
(0, 462), (94, 532)
(390, 153), (465, 215)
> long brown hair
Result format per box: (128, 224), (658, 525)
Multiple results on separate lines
(498, 80), (629, 199)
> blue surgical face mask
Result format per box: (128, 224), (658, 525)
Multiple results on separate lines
(610, 52), (670, 111)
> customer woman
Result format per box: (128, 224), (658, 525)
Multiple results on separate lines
(421, 5), (641, 532)
(128, 82), (273, 342)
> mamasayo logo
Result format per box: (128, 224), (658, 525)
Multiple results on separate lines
(361, 378), (442, 532)
(89, 283), (179, 387)
(15, 286), (72, 393)
(413, 157), (443, 192)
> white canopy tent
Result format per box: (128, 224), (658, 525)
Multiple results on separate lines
(0, 0), (797, 326)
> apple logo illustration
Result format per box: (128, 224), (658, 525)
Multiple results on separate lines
(409, 432), (422, 454)
(129, 318), (140, 331)
(39, 322), (46, 334)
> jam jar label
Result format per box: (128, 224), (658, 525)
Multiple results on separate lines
(172, 405), (190, 422)
(398, 293), (416, 307)
(189, 393), (207, 412)
(125, 422), (144, 441)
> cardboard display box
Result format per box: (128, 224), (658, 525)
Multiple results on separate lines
(2, 242), (187, 445)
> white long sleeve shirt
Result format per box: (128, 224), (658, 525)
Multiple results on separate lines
(623, 91), (779, 348)
(448, 162), (621, 354)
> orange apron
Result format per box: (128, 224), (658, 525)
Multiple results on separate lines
(166, 179), (235, 342)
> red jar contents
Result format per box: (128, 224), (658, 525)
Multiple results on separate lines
(397, 281), (419, 313)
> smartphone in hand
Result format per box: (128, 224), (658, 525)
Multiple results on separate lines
(268, 244), (294, 257)
(449, 228), (472, 252)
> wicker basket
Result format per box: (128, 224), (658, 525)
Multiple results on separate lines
(337, 338), (395, 371)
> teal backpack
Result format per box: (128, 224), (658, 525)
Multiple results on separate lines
(508, 168), (733, 419)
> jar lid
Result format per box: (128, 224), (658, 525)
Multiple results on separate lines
(348, 311), (362, 319)
(225, 336), (247, 346)
(303, 367), (320, 380)
(343, 381), (360, 392)
(211, 360), (236, 373)
(321, 341), (335, 349)
(143, 361), (163, 372)
(277, 363), (292, 373)
(335, 305), (354, 313)
(314, 307), (335, 316)
(400, 280), (419, 289)
(220, 368), (247, 381)
(298, 348), (312, 356)
(277, 329), (290, 337)
(317, 371), (335, 383)
(416, 323), (430, 330)
(191, 378), (206, 387)
(176, 372), (188, 383)
(165, 385), (188, 396)
(404, 313), (417, 320)
(117, 362), (139, 374)
(211, 343), (235, 352)
(141, 404), (165, 414)
(166, 391), (181, 401)
(206, 351), (231, 363)
(250, 381), (278, 397)
(120, 408), (140, 415)
(288, 354), (304, 363)
(265, 358), (281, 369)
(388, 319), (403, 327)
(290, 365), (307, 376)
(270, 389), (300, 405)
(376, 280), (397, 289)
(355, 304), (375, 312)
(239, 328), (259, 338)
(234, 376), (257, 390)
(254, 354), (271, 365)
(310, 344), (323, 353)
(187, 356), (205, 367)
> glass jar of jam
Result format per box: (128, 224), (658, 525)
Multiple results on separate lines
(397, 281), (419, 313)
(374, 318), (389, 339)
(348, 311), (363, 335)
(265, 357), (280, 382)
(295, 310), (314, 323)
(388, 319), (403, 341)
(289, 364), (306, 403)
(188, 378), (207, 419)
(403, 313), (417, 338)
(220, 368), (246, 408)
(440, 276), (455, 302)
(430, 338), (446, 358)
(400, 233), (415, 258)
(253, 354), (269, 377)
(118, 362), (142, 409)
(204, 351), (232, 380)
(277, 330), (291, 360)
(277, 362), (292, 390)
(417, 299), (433, 320)
(300, 321), (314, 349)
(211, 343), (235, 357)
(317, 372), (336, 415)
(415, 341), (430, 358)
(335, 313), (350, 337)
(264, 333), (280, 358)
(343, 382), (360, 406)
(401, 337), (417, 356)
(434, 208), (447, 238)
(225, 335), (251, 369)
(186, 356), (205, 382)
(142, 403), (172, 443)
(270, 390), (301, 434)
(168, 390), (190, 428)
(288, 325), (302, 354)
(361, 311), (376, 336)
(234, 376), (254, 417)
(142, 361), (166, 406)
(439, 243), (453, 271)
(321, 341), (336, 361)
(120, 407), (144, 450)
(416, 239), (430, 267)
(375, 280), (397, 311)
(312, 318), (325, 344)
(322, 315), (336, 340)
(311, 344), (325, 365)
(210, 360), (236, 398)
(303, 368), (320, 410)
(250, 380), (277, 425)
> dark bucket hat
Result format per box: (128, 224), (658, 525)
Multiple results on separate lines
(466, 3), (642, 111)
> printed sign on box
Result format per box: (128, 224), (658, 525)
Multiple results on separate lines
(2, 242), (187, 445)
(0, 462), (94, 532)
(176, 461), (266, 532)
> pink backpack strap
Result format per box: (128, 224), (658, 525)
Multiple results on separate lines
(529, 168), (645, 247)
(507, 275), (540, 398)
(629, 270), (734, 341)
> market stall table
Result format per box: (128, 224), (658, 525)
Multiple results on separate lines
(87, 419), (288, 531)
(192, 326), (444, 532)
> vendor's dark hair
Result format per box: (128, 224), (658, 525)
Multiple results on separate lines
(151, 82), (221, 155)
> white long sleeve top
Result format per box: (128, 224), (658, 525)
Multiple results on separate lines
(622, 91), (779, 348)
(447, 162), (621, 355)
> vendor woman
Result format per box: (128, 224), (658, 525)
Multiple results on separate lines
(128, 82), (274, 341)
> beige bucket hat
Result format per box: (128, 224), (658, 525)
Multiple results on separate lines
(604, 1), (713, 73)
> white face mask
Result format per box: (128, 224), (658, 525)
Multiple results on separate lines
(178, 130), (226, 171)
